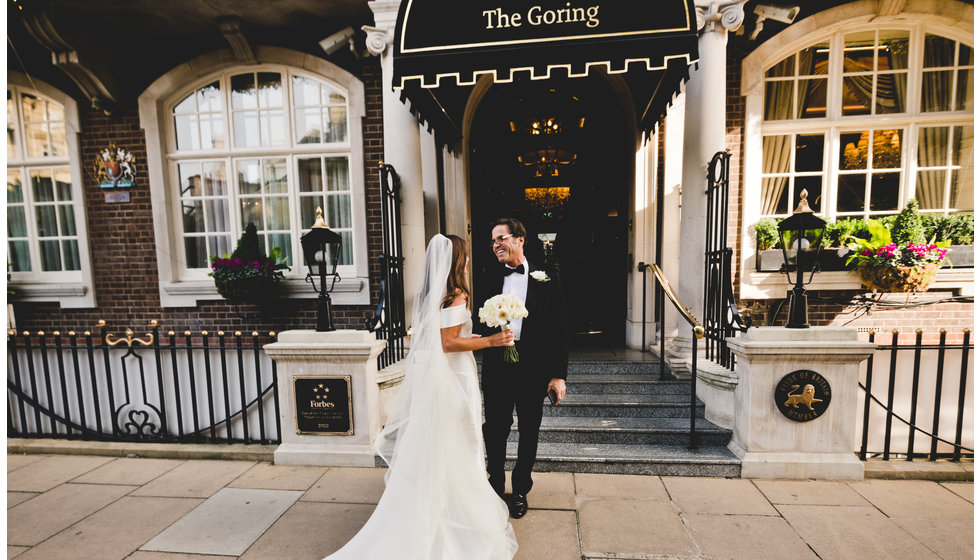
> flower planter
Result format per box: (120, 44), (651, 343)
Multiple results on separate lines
(755, 248), (851, 272)
(214, 275), (280, 304)
(857, 263), (940, 293)
(945, 245), (974, 268)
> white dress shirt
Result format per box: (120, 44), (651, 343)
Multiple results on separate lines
(501, 257), (529, 340)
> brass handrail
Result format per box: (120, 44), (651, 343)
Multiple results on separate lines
(646, 263), (704, 339)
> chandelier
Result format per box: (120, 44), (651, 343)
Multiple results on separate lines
(524, 187), (571, 210)
(517, 149), (577, 177)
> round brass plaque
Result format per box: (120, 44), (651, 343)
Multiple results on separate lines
(774, 369), (831, 422)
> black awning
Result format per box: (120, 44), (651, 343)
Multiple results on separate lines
(392, 0), (699, 146)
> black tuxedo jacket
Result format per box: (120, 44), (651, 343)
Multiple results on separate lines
(477, 261), (569, 385)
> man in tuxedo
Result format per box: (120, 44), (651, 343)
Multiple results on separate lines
(479, 217), (569, 519)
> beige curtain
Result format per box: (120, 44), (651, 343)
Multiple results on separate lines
(916, 38), (957, 209)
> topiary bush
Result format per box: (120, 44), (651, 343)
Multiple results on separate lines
(921, 214), (952, 243)
(823, 218), (860, 247)
(949, 214), (974, 245)
(891, 199), (927, 245)
(754, 219), (779, 250)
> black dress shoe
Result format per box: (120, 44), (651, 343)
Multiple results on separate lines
(509, 493), (528, 519)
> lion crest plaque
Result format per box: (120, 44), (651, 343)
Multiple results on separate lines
(774, 369), (831, 422)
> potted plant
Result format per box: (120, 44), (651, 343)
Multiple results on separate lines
(210, 223), (289, 304)
(846, 219), (950, 293)
(754, 218), (783, 271)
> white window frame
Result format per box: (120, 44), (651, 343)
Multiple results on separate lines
(139, 48), (369, 307)
(6, 73), (95, 308)
(739, 3), (975, 299)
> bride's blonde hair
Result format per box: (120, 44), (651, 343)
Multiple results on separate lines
(442, 234), (469, 308)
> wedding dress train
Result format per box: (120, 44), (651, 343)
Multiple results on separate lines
(323, 235), (517, 560)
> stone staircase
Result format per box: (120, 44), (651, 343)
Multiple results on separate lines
(494, 359), (741, 477)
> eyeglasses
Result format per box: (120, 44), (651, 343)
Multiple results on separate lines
(489, 234), (513, 248)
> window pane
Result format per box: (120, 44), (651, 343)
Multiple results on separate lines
(203, 162), (227, 196)
(231, 73), (257, 110)
(339, 231), (353, 266)
(952, 125), (973, 166)
(237, 160), (261, 194)
(300, 195), (324, 227)
(7, 206), (27, 237)
(182, 200), (205, 233)
(800, 78), (827, 118)
(840, 132), (868, 170)
(293, 76), (321, 106)
(842, 76), (872, 115)
(184, 237), (207, 268)
(8, 172), (23, 203)
(24, 123), (49, 157)
(179, 162), (203, 197)
(795, 176), (823, 213)
(174, 115), (199, 151)
(39, 240), (61, 271)
(837, 174), (866, 212)
(9, 241), (31, 271)
(206, 199), (230, 232)
(879, 31), (909, 70)
(55, 169), (72, 200)
(324, 158), (349, 191)
(36, 206), (57, 237)
(32, 170), (54, 201)
(257, 73), (283, 108)
(869, 173), (900, 211)
(233, 111), (259, 148)
(958, 44), (974, 66)
(918, 127), (949, 167)
(916, 170), (947, 210)
(49, 122), (67, 156)
(266, 197), (289, 230)
(21, 93), (44, 121)
(795, 134), (824, 172)
(921, 70), (953, 112)
(7, 90), (17, 160)
(326, 194), (351, 229)
(200, 113), (225, 150)
(298, 158), (323, 192)
(950, 169), (973, 210)
(328, 91), (347, 105)
(174, 91), (197, 114)
(62, 240), (80, 271)
(241, 198), (263, 229)
(875, 72), (907, 114)
(197, 82), (222, 112)
(923, 35), (955, 68)
(268, 233), (292, 266)
(260, 110), (285, 145)
(265, 159), (288, 194)
(955, 69), (973, 111)
(295, 108), (322, 143)
(209, 236), (232, 260)
(326, 106), (348, 142)
(844, 32), (876, 70)
(872, 129), (902, 169)
(764, 81), (795, 120)
(58, 205), (76, 236)
(763, 136), (791, 174)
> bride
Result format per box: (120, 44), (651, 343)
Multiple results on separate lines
(324, 234), (519, 560)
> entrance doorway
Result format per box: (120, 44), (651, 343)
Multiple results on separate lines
(469, 74), (631, 345)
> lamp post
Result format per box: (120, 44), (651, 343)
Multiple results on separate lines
(301, 208), (342, 332)
(778, 190), (826, 329)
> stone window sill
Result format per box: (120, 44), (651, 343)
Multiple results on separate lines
(740, 268), (974, 299)
(160, 277), (369, 307)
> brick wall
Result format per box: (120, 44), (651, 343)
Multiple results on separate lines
(726, 43), (746, 295)
(11, 59), (385, 335)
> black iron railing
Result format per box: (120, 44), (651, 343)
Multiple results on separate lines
(638, 262), (705, 450)
(7, 322), (280, 444)
(369, 163), (408, 370)
(859, 329), (974, 461)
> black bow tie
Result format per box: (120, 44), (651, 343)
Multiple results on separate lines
(503, 264), (525, 276)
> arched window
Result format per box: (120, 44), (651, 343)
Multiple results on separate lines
(6, 75), (94, 307)
(141, 51), (368, 307)
(758, 28), (973, 219)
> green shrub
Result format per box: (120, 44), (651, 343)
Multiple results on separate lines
(949, 214), (974, 245)
(891, 199), (927, 245)
(754, 219), (779, 250)
(921, 214), (952, 243)
(823, 218), (860, 247)
(850, 219), (871, 241)
(877, 214), (898, 233)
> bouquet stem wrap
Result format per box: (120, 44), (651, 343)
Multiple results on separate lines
(502, 323), (519, 363)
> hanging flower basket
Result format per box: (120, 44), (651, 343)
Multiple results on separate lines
(210, 223), (289, 306)
(857, 263), (940, 293)
(213, 270), (281, 304)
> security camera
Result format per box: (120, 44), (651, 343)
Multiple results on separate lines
(319, 26), (356, 56)
(754, 4), (799, 24)
(750, 5), (799, 40)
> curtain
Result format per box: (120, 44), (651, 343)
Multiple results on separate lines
(916, 38), (957, 209)
(953, 125), (974, 210)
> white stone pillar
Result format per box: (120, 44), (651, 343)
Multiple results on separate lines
(726, 327), (875, 479)
(668, 0), (746, 371)
(366, 1), (426, 327)
(266, 330), (387, 466)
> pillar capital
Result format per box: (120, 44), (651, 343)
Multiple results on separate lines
(362, 25), (392, 57)
(695, 0), (747, 34)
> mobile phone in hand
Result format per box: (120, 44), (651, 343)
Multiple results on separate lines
(548, 389), (559, 406)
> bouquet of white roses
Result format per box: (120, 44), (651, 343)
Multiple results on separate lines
(478, 294), (528, 363)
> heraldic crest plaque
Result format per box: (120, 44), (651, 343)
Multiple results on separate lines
(774, 369), (832, 422)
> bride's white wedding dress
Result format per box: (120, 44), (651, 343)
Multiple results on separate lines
(323, 235), (517, 560)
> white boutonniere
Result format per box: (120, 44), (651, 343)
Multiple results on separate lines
(530, 270), (550, 282)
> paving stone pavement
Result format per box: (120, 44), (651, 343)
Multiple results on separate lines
(5, 453), (974, 560)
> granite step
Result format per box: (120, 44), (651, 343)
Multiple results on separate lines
(562, 374), (691, 395)
(477, 360), (665, 375)
(504, 441), (741, 477)
(539, 393), (704, 418)
(507, 416), (732, 446)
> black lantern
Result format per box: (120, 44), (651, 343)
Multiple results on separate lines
(301, 207), (342, 332)
(777, 190), (826, 329)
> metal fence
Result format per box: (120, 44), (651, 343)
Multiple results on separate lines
(859, 329), (973, 461)
(7, 322), (281, 444)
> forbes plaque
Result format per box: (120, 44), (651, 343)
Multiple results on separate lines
(774, 369), (832, 422)
(293, 376), (353, 435)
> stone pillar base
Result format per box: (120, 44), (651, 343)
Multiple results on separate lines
(730, 446), (864, 480)
(274, 442), (377, 467)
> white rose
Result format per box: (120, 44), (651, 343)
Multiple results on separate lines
(530, 270), (550, 282)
